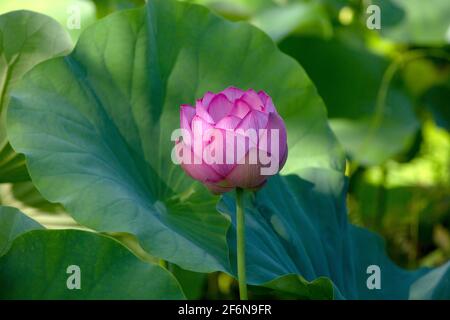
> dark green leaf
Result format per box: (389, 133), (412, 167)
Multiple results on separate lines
(219, 172), (450, 299)
(424, 83), (450, 131)
(0, 229), (185, 299)
(172, 265), (207, 300)
(261, 274), (333, 300)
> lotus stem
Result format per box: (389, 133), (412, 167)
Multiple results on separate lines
(236, 187), (248, 300)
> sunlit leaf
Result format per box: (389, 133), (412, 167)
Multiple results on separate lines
(0, 205), (43, 255)
(373, 0), (450, 46)
(0, 10), (72, 182)
(251, 2), (332, 41)
(184, 0), (332, 41)
(0, 0), (96, 41)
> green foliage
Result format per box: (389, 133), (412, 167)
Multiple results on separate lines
(373, 0), (450, 46)
(0, 0), (96, 41)
(6, 0), (342, 278)
(184, 0), (333, 41)
(424, 81), (450, 131)
(260, 274), (333, 300)
(0, 205), (43, 255)
(0, 0), (449, 300)
(0, 10), (72, 182)
(219, 173), (450, 299)
(172, 265), (208, 300)
(279, 35), (419, 166)
(92, 0), (146, 18)
(0, 229), (185, 299)
(348, 121), (450, 269)
(0, 206), (186, 299)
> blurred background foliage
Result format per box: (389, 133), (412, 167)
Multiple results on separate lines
(0, 0), (449, 299)
(184, 0), (450, 273)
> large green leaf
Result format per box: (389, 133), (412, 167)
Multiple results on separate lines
(279, 35), (419, 165)
(7, 0), (343, 278)
(372, 0), (450, 46)
(0, 10), (73, 182)
(0, 229), (185, 299)
(0, 205), (43, 255)
(219, 172), (450, 299)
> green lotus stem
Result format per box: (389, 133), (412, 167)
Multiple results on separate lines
(236, 187), (248, 300)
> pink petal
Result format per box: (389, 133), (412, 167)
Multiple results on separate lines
(222, 130), (252, 170)
(201, 128), (234, 176)
(195, 100), (215, 124)
(201, 91), (216, 107)
(215, 115), (241, 130)
(230, 99), (251, 119)
(232, 110), (268, 154)
(225, 148), (268, 188)
(258, 112), (287, 160)
(180, 104), (195, 131)
(190, 115), (214, 158)
(191, 115), (214, 138)
(190, 118), (235, 178)
(241, 89), (264, 111)
(221, 86), (245, 102)
(178, 142), (223, 183)
(207, 93), (233, 123)
(237, 110), (269, 132)
(258, 91), (276, 113)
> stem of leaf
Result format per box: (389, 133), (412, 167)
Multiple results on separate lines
(375, 165), (387, 231)
(236, 187), (248, 300)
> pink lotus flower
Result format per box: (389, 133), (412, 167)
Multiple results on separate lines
(175, 87), (287, 194)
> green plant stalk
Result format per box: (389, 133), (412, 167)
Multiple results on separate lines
(375, 165), (387, 231)
(360, 48), (450, 155)
(236, 187), (248, 300)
